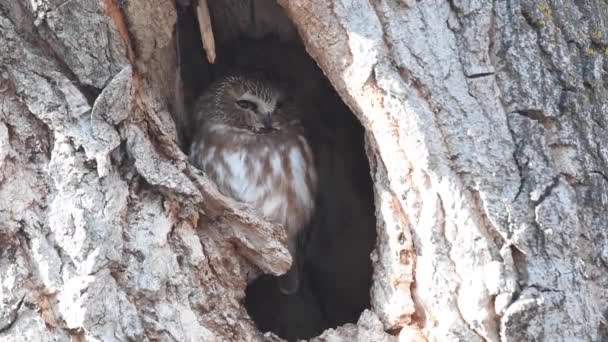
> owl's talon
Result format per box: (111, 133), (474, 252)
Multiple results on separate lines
(277, 267), (300, 295)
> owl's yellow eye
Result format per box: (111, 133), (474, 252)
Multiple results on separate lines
(236, 100), (257, 111)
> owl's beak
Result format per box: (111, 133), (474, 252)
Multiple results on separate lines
(262, 114), (272, 129)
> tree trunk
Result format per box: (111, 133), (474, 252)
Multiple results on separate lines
(1, 0), (606, 341)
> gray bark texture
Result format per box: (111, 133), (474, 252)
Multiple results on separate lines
(0, 0), (607, 341)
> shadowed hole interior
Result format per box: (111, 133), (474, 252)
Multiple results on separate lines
(175, 2), (377, 340)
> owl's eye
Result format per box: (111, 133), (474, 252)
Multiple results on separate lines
(275, 101), (284, 110)
(236, 100), (257, 111)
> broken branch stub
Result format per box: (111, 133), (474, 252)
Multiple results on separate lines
(196, 0), (216, 64)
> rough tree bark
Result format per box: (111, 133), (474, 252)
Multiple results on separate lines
(0, 0), (607, 341)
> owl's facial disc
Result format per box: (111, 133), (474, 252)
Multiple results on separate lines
(236, 91), (281, 134)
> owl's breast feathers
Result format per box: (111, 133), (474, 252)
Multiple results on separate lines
(190, 124), (317, 240)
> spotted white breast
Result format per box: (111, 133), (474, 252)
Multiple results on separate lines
(189, 125), (317, 246)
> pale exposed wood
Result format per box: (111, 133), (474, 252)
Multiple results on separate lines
(196, 0), (216, 64)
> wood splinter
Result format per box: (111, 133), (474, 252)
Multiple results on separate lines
(196, 0), (216, 64)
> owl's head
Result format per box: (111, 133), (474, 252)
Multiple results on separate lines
(204, 74), (300, 134)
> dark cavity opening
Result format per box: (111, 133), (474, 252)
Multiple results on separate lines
(175, 1), (377, 340)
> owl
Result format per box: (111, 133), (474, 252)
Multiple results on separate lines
(189, 73), (318, 294)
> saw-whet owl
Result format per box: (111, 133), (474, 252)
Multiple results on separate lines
(189, 74), (318, 294)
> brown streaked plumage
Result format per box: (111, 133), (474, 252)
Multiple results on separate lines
(189, 74), (317, 294)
